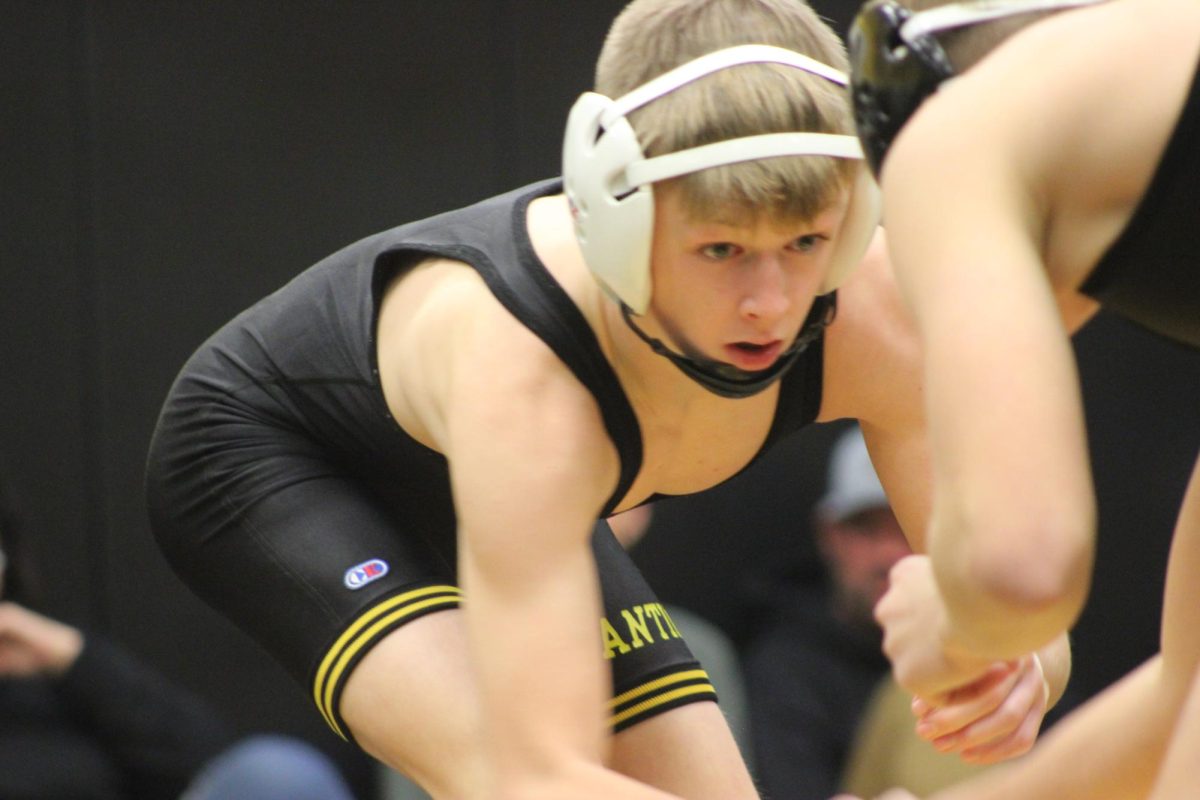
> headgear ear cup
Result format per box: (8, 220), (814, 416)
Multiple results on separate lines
(563, 44), (881, 315)
(820, 164), (883, 293)
(563, 92), (657, 314)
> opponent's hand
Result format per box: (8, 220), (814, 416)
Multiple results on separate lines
(875, 554), (994, 699)
(911, 652), (1049, 764)
(829, 791), (919, 800)
(0, 601), (84, 678)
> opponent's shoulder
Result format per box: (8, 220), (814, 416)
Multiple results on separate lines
(942, 0), (1198, 158)
(887, 3), (1177, 181)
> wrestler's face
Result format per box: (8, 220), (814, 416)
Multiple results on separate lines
(647, 185), (846, 372)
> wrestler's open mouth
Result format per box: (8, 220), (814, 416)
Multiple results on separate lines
(724, 340), (782, 369)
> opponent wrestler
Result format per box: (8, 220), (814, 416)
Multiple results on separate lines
(844, 0), (1200, 795)
(145, 1), (1061, 797)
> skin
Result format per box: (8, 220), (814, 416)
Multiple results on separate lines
(0, 554), (83, 678)
(845, 0), (1200, 796)
(821, 227), (1064, 765)
(844, 459), (1200, 799)
(0, 601), (85, 680)
(1147, 660), (1200, 800)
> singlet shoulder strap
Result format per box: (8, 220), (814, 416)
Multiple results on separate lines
(762, 326), (826, 448)
(372, 181), (644, 516)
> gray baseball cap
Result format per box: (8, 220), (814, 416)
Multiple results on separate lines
(818, 425), (889, 521)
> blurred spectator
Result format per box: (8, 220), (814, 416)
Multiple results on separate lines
(0, 467), (356, 800)
(840, 673), (993, 799)
(741, 424), (911, 800)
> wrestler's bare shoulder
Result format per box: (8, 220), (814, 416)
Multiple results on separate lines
(374, 257), (552, 451)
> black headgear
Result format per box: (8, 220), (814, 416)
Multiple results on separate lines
(849, 0), (1109, 179)
(849, 0), (954, 179)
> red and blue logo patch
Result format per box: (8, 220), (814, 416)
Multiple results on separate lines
(343, 558), (389, 590)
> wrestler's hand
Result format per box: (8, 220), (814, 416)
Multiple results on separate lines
(876, 555), (1050, 763)
(830, 791), (919, 800)
(0, 601), (84, 678)
(911, 652), (1049, 764)
(875, 554), (994, 699)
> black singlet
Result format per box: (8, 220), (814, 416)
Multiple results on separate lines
(145, 178), (825, 743)
(1081, 54), (1200, 350)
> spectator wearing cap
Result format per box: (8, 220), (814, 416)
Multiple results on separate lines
(741, 424), (911, 800)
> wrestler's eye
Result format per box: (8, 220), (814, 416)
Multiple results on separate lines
(788, 233), (827, 253)
(701, 242), (741, 260)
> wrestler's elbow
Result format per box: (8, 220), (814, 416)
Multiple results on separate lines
(961, 512), (1095, 633)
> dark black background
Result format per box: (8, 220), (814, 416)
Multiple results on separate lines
(4, 2), (1196, 795)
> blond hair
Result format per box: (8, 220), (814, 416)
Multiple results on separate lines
(595, 0), (856, 224)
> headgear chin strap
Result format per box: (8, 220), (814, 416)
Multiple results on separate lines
(563, 44), (881, 317)
(619, 294), (837, 399)
(849, 0), (1109, 178)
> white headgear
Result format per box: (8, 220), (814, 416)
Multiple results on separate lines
(563, 44), (882, 315)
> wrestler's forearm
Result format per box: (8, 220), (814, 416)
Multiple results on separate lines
(930, 657), (1175, 800)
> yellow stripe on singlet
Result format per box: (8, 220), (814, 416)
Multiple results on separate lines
(313, 585), (462, 737)
(609, 685), (718, 728)
(608, 668), (711, 708)
(607, 668), (715, 727)
(315, 602), (713, 736)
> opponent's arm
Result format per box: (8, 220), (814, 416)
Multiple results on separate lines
(863, 456), (1200, 799)
(864, 422), (1068, 764)
(444, 311), (678, 799)
(834, 658), (1180, 800)
(921, 656), (1178, 800)
(879, 84), (1094, 683)
(827, 235), (1069, 762)
(1148, 662), (1200, 800)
